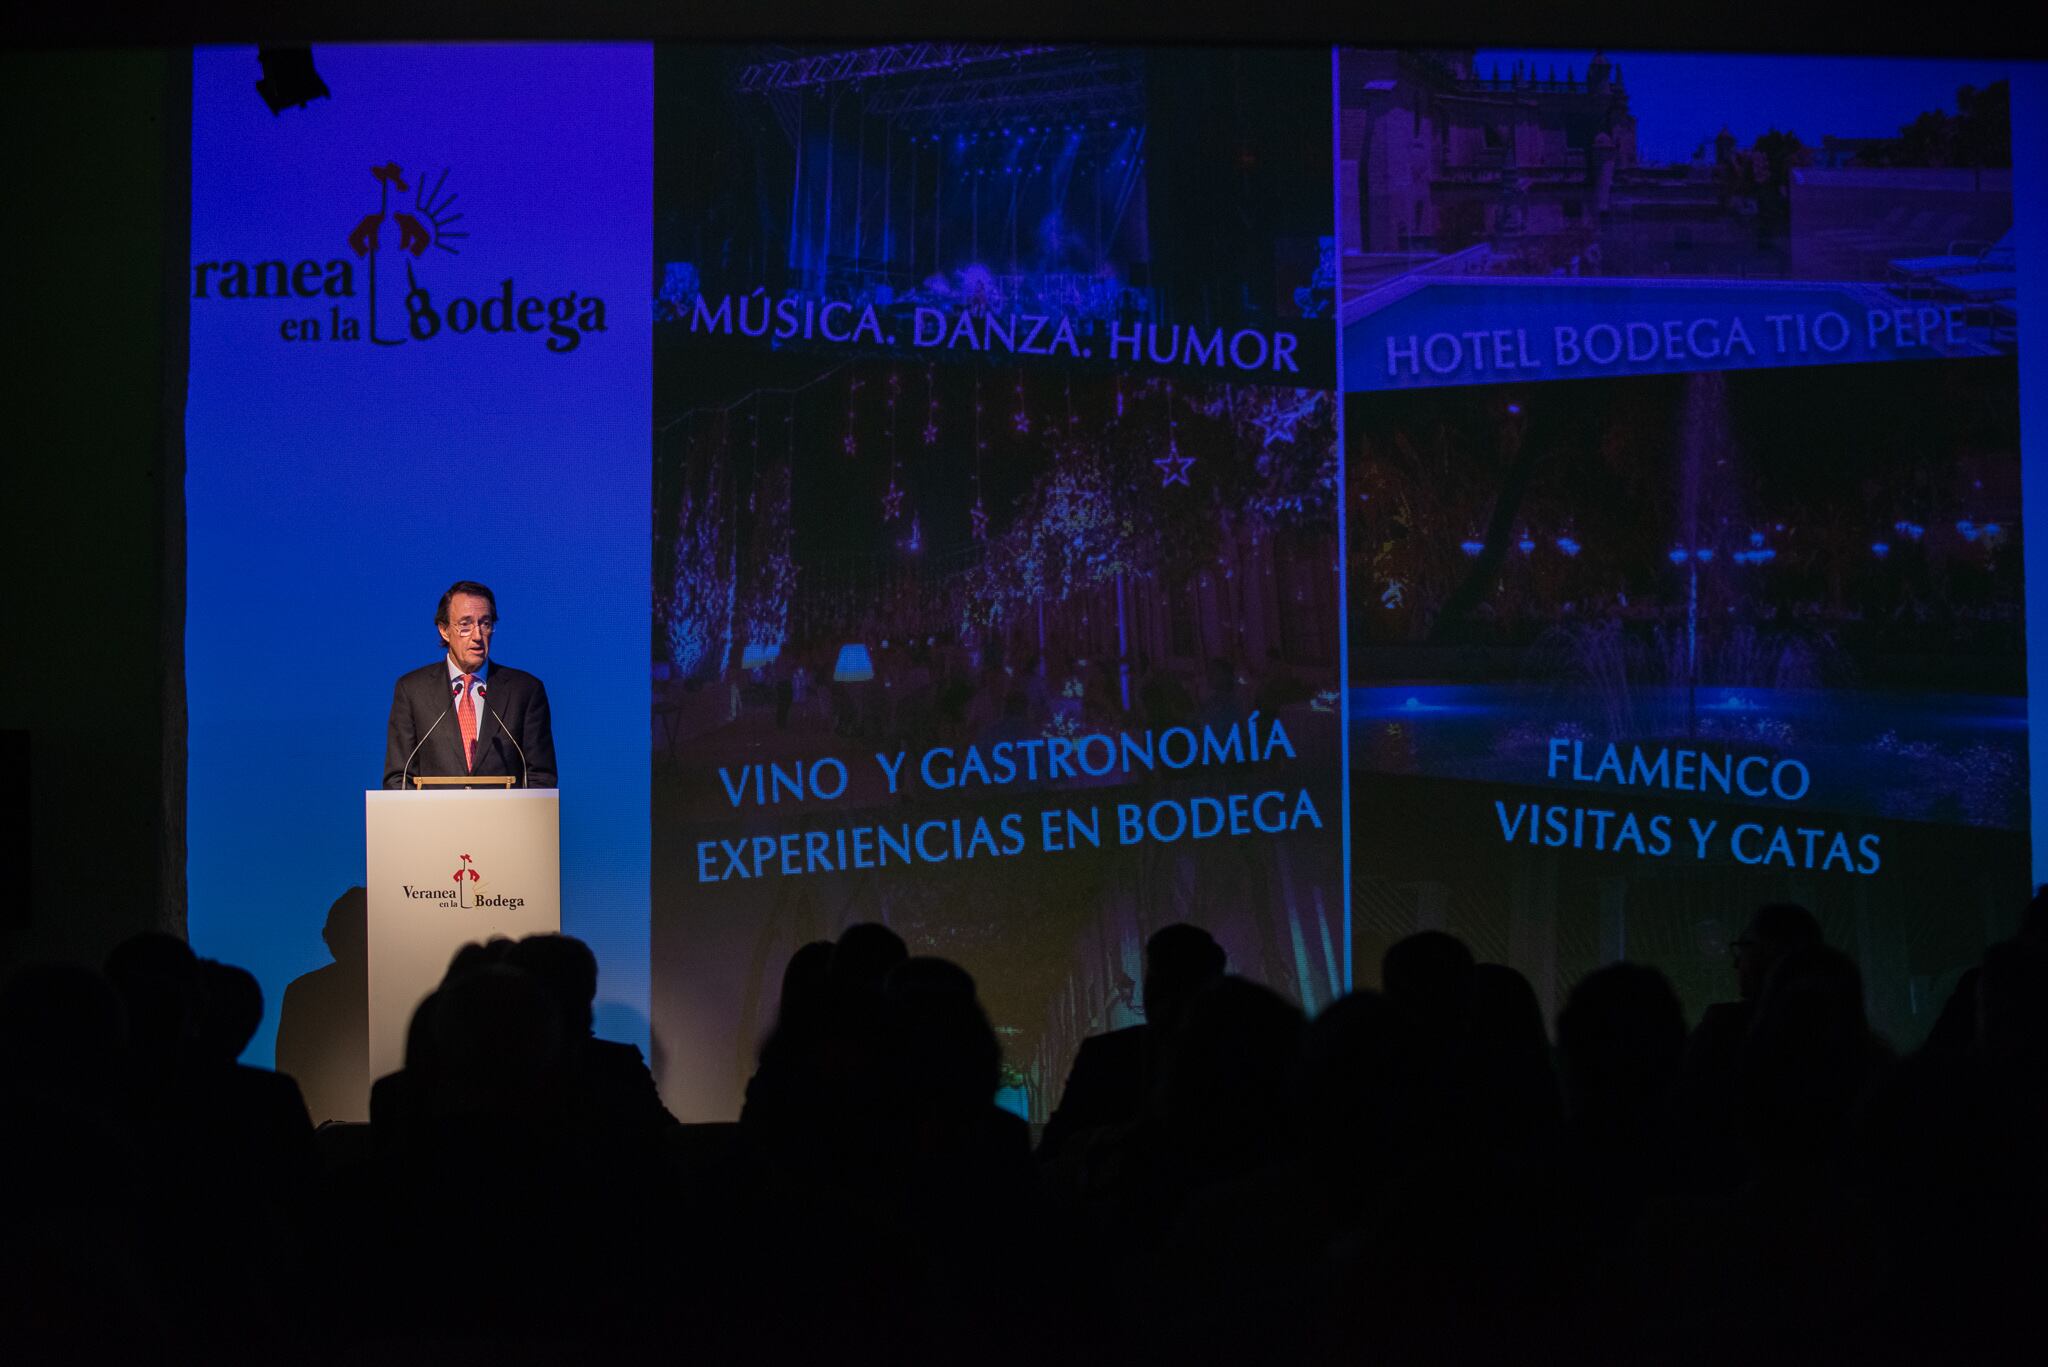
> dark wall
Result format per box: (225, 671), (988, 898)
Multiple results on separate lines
(0, 50), (188, 970)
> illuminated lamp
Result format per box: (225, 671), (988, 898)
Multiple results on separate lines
(833, 644), (874, 682)
(740, 643), (780, 671)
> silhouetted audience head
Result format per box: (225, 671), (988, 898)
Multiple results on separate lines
(194, 959), (264, 1066)
(443, 936), (517, 985)
(1469, 961), (1548, 1052)
(1382, 930), (1476, 1038)
(1158, 976), (1306, 1169)
(1732, 902), (1824, 1001)
(887, 957), (1002, 1116)
(506, 933), (600, 1040)
(321, 886), (368, 965)
(1557, 962), (1685, 1127)
(834, 922), (909, 991)
(1143, 923), (1227, 1034)
(103, 932), (201, 1067)
(426, 965), (561, 1118)
(779, 940), (837, 1023)
(1299, 989), (1431, 1173)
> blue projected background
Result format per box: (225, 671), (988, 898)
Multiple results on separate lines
(186, 45), (652, 1086)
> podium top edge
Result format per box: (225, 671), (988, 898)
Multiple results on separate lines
(365, 788), (560, 800)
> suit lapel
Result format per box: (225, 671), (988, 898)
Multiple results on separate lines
(484, 668), (524, 776)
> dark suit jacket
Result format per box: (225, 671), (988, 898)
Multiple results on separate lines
(384, 659), (558, 789)
(1037, 1023), (1152, 1159)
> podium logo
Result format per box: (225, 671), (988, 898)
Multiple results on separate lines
(191, 161), (607, 353)
(452, 852), (481, 909)
(398, 852), (526, 912)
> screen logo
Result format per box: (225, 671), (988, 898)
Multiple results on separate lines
(191, 162), (607, 353)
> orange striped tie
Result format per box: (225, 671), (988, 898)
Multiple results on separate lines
(457, 673), (479, 771)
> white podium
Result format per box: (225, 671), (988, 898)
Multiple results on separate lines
(364, 788), (561, 1084)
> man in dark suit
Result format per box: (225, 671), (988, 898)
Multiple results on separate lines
(1037, 923), (1226, 1159)
(383, 580), (558, 789)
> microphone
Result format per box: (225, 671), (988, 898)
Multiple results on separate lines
(398, 705), (448, 791)
(482, 689), (529, 789)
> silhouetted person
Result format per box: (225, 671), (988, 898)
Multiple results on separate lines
(1043, 975), (1305, 1366)
(778, 938), (837, 1023)
(1460, 961), (1563, 1166)
(1922, 883), (2048, 1055)
(1558, 961), (1685, 1145)
(1741, 944), (1891, 1171)
(188, 959), (318, 1192)
(506, 932), (678, 1152)
(368, 936), (521, 1154)
(276, 887), (369, 1125)
(1679, 902), (1823, 1188)
(102, 934), (316, 1357)
(883, 955), (1029, 1181)
(1550, 959), (1691, 1298)
(1039, 923), (1226, 1160)
(1382, 928), (1476, 1042)
(1124, 976), (1306, 1235)
(0, 962), (168, 1359)
(1859, 926), (2048, 1366)
(1317, 973), (1572, 1367)
(327, 959), (640, 1349)
(1622, 945), (1896, 1367)
(104, 931), (202, 1090)
(194, 959), (264, 1066)
(833, 921), (909, 991)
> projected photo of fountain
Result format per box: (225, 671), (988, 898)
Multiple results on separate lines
(1348, 358), (2028, 1041)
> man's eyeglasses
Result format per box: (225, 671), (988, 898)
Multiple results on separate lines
(453, 618), (497, 637)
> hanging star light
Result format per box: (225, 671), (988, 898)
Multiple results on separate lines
(882, 480), (904, 521)
(1155, 451), (1195, 487)
(1155, 378), (1192, 486)
(1248, 389), (1318, 448)
(969, 498), (989, 540)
